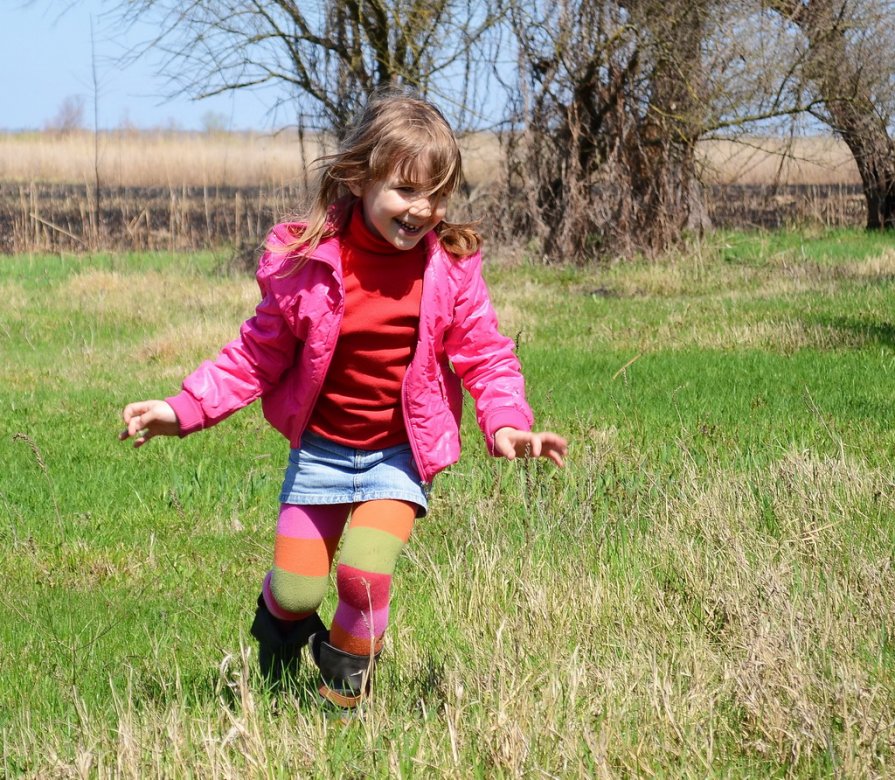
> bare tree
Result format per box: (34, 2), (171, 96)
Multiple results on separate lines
(763, 0), (895, 229)
(110, 0), (504, 133)
(618, 0), (714, 252)
(501, 0), (840, 260)
(45, 95), (87, 134)
(504, 0), (722, 260)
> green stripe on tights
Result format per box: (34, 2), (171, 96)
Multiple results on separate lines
(340, 526), (406, 576)
(271, 567), (329, 614)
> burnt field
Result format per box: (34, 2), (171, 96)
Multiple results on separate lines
(0, 182), (301, 259)
(0, 180), (867, 257)
(707, 183), (866, 230)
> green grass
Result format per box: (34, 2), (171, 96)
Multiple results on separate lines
(2, 230), (894, 777)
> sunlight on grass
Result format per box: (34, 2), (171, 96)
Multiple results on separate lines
(2, 230), (894, 776)
(62, 268), (257, 322)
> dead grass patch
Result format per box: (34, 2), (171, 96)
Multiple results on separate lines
(0, 280), (27, 313)
(135, 320), (249, 378)
(62, 269), (256, 322)
(652, 315), (869, 353)
(644, 450), (895, 770)
(769, 248), (895, 285)
(592, 248), (895, 302)
(491, 279), (567, 336)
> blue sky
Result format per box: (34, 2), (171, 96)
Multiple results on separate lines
(1, 1), (269, 131)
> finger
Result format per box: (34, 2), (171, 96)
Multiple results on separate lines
(127, 413), (144, 438)
(122, 402), (148, 424)
(528, 437), (542, 459)
(548, 448), (565, 467)
(543, 432), (567, 450)
(493, 432), (515, 460)
(542, 435), (568, 459)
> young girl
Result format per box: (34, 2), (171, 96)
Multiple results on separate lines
(119, 91), (567, 711)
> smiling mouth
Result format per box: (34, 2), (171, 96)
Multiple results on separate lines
(396, 219), (422, 234)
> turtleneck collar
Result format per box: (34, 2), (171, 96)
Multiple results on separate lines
(343, 199), (421, 257)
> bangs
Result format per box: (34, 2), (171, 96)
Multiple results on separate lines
(369, 128), (463, 197)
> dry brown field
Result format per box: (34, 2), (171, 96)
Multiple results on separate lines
(0, 130), (320, 189)
(0, 130), (861, 187)
(0, 130), (865, 254)
(698, 136), (859, 185)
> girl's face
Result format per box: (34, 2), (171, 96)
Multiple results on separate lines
(350, 172), (449, 251)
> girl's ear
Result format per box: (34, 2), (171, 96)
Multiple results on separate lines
(347, 181), (364, 197)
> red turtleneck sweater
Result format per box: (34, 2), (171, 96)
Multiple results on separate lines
(306, 203), (426, 449)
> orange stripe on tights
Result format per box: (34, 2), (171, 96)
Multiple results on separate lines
(273, 534), (340, 577)
(329, 621), (384, 656)
(348, 499), (415, 543)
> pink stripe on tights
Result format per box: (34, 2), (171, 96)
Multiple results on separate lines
(332, 601), (391, 640)
(276, 503), (349, 539)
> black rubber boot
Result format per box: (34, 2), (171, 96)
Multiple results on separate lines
(309, 631), (381, 709)
(250, 594), (325, 689)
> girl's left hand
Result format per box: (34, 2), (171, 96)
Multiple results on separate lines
(494, 427), (568, 468)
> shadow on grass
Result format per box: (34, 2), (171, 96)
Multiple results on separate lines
(805, 314), (895, 349)
(404, 653), (447, 715)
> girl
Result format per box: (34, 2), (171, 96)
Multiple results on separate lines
(119, 91), (568, 711)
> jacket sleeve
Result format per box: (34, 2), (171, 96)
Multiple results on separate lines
(166, 250), (299, 436)
(442, 253), (534, 453)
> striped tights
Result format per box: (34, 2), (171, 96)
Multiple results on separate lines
(262, 499), (415, 655)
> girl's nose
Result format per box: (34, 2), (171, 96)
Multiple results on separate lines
(409, 197), (433, 218)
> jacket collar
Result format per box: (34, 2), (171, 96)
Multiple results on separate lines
(270, 220), (448, 271)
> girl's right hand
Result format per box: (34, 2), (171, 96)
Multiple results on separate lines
(493, 427), (568, 468)
(120, 400), (180, 448)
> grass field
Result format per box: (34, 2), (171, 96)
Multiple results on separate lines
(0, 130), (861, 188)
(1, 230), (894, 776)
(0, 131), (867, 255)
(0, 130), (508, 190)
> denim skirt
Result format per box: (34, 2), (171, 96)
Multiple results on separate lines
(278, 432), (429, 516)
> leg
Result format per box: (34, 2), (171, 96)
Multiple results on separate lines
(267, 503), (348, 617)
(311, 499), (416, 707)
(252, 503), (349, 687)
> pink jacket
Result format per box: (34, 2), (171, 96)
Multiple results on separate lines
(166, 223), (534, 483)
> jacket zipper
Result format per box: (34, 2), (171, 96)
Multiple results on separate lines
(293, 260), (344, 447)
(401, 367), (431, 485)
(402, 248), (433, 486)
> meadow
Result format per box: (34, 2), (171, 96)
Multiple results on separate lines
(0, 131), (867, 255)
(0, 131), (860, 188)
(1, 227), (894, 777)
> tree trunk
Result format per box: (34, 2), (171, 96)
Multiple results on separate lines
(507, 0), (712, 261)
(827, 103), (895, 229)
(619, 0), (710, 252)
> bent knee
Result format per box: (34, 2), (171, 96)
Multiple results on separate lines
(270, 567), (328, 614)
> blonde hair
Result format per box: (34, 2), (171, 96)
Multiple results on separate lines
(276, 90), (481, 263)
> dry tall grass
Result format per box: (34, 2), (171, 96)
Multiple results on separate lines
(699, 136), (860, 185)
(0, 131), (320, 189)
(0, 130), (861, 188)
(0, 130), (505, 191)
(0, 131), (868, 255)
